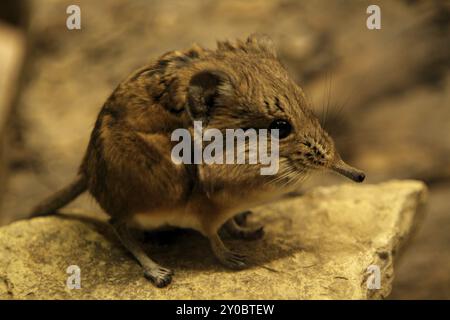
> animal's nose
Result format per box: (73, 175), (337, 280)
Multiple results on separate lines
(331, 159), (366, 183)
(355, 172), (365, 182)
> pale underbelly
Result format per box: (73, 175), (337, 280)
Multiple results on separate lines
(129, 189), (284, 232)
(130, 209), (202, 231)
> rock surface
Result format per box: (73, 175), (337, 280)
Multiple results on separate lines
(0, 180), (427, 299)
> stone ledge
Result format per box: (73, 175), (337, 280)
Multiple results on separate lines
(0, 180), (427, 299)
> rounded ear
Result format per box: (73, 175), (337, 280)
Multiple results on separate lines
(186, 70), (232, 122)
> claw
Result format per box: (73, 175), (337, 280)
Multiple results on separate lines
(144, 267), (174, 288)
(245, 226), (264, 240)
(222, 251), (247, 269)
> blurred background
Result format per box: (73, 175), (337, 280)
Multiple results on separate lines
(0, 0), (448, 299)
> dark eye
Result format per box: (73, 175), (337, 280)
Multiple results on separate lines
(269, 119), (292, 139)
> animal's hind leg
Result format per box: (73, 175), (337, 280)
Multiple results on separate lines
(111, 219), (173, 288)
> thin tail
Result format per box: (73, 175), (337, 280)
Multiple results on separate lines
(30, 174), (87, 218)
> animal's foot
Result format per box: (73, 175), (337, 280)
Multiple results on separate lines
(210, 233), (248, 270)
(234, 210), (252, 226)
(226, 219), (264, 240)
(143, 266), (174, 288)
(219, 250), (247, 270)
(241, 225), (264, 240)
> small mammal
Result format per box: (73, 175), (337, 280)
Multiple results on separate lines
(30, 34), (365, 287)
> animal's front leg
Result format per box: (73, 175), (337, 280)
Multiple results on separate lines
(208, 233), (247, 269)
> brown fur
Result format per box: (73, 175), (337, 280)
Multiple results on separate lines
(30, 34), (365, 287)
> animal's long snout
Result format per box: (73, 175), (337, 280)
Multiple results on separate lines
(331, 159), (365, 183)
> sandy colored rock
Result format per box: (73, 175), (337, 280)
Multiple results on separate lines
(0, 180), (427, 299)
